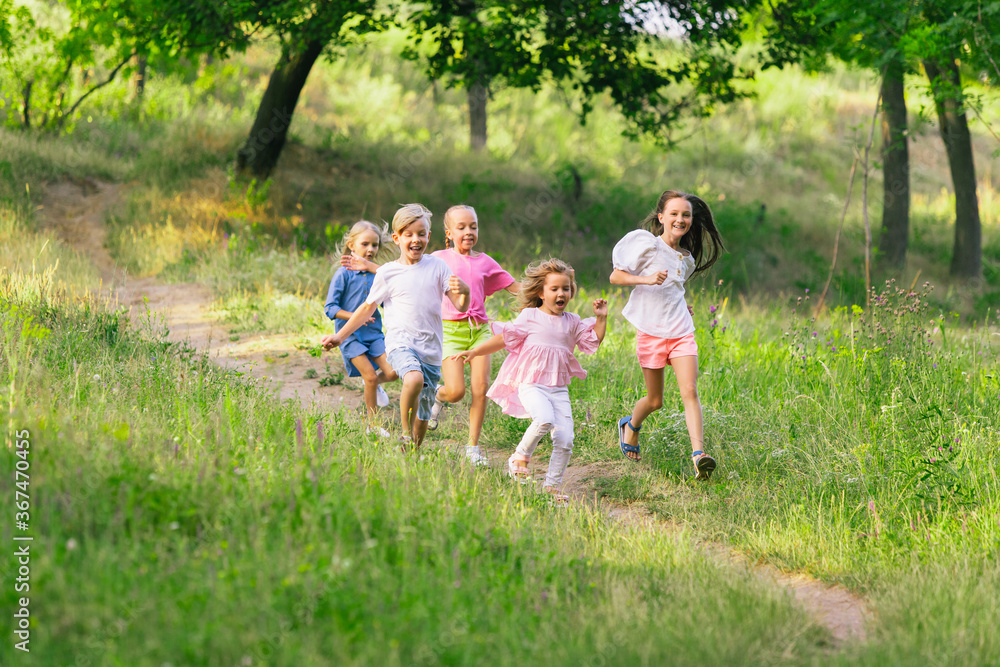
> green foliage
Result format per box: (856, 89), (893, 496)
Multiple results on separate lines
(402, 0), (762, 144)
(0, 0), (248, 130)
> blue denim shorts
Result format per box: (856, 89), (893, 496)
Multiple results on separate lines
(386, 347), (442, 421)
(340, 335), (386, 378)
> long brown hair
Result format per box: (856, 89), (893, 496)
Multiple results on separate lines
(641, 190), (725, 275)
(518, 258), (577, 311)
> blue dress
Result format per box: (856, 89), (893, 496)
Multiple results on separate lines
(324, 267), (386, 377)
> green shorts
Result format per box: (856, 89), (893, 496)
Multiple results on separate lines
(442, 319), (493, 357)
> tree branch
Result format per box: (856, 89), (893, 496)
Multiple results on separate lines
(861, 82), (883, 308)
(815, 153), (859, 314)
(54, 51), (134, 129)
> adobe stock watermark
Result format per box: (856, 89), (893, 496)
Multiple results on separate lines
(12, 428), (33, 653)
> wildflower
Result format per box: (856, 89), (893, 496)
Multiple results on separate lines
(805, 288), (810, 293)
(710, 305), (717, 314)
(711, 319), (718, 328)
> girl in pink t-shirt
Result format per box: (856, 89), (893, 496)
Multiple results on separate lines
(427, 205), (520, 466)
(454, 258), (608, 503)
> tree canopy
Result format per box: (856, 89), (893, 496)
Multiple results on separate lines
(401, 0), (761, 149)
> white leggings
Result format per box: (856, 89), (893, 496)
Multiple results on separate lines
(515, 384), (574, 488)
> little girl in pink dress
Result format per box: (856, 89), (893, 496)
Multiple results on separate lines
(454, 258), (608, 501)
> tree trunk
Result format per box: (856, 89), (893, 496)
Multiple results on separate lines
(21, 80), (32, 129)
(468, 80), (487, 152)
(923, 58), (982, 279)
(877, 59), (909, 270)
(133, 55), (147, 101)
(235, 39), (324, 179)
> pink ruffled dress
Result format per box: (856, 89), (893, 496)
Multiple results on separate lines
(487, 308), (600, 418)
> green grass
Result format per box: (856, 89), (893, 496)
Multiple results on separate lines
(1, 273), (831, 666)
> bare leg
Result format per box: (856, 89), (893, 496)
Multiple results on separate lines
(350, 354), (379, 417)
(670, 356), (704, 454)
(371, 354), (398, 385)
(436, 357), (467, 403)
(413, 418), (429, 447)
(467, 354), (491, 449)
(622, 367), (665, 460)
(399, 370), (424, 449)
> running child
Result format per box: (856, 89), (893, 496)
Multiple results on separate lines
(324, 220), (398, 436)
(454, 258), (607, 503)
(610, 190), (725, 480)
(427, 205), (520, 467)
(322, 204), (470, 449)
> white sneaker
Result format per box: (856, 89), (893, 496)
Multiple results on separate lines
(376, 385), (389, 407)
(366, 426), (391, 438)
(427, 385), (445, 431)
(465, 446), (490, 467)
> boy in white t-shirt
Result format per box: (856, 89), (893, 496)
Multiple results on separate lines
(322, 204), (470, 449)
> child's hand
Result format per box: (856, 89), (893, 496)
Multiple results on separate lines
(340, 254), (370, 272)
(320, 333), (341, 350)
(592, 298), (608, 317)
(646, 271), (669, 286)
(448, 275), (469, 295)
(686, 303), (694, 316)
(451, 350), (476, 365)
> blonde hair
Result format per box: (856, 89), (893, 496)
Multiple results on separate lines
(391, 203), (433, 235)
(443, 205), (477, 249)
(518, 258), (577, 311)
(337, 220), (397, 262)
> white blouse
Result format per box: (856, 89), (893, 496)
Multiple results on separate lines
(612, 229), (696, 339)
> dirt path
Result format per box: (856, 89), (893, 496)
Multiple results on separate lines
(38, 179), (366, 414)
(39, 178), (869, 646)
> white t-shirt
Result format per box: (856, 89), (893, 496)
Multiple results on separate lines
(612, 229), (696, 339)
(366, 255), (453, 365)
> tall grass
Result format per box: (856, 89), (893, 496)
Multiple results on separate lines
(0, 272), (828, 666)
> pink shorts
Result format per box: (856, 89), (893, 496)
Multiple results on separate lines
(636, 332), (698, 369)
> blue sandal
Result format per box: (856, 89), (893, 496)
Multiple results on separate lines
(692, 450), (716, 481)
(618, 416), (641, 461)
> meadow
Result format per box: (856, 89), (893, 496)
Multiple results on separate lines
(2, 29), (1000, 665)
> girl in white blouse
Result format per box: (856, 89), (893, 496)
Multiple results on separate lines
(610, 190), (725, 480)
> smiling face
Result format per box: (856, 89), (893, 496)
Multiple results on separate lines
(657, 197), (693, 248)
(349, 229), (381, 261)
(445, 209), (479, 254)
(392, 220), (430, 264)
(539, 271), (573, 316)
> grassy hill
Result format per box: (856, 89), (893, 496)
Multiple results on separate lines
(4, 30), (1000, 310)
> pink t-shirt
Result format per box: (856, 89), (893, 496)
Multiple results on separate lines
(432, 249), (514, 324)
(486, 308), (599, 418)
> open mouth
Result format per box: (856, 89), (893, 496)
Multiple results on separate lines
(554, 298), (566, 308)
(408, 243), (424, 253)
